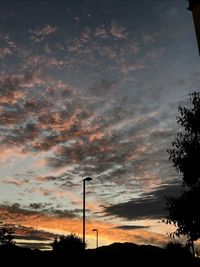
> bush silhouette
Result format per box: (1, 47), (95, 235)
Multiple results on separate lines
(164, 241), (192, 264)
(0, 226), (15, 247)
(51, 233), (85, 256)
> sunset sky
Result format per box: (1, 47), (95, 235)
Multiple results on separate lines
(0, 0), (200, 250)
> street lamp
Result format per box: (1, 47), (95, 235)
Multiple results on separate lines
(82, 177), (92, 248)
(92, 228), (98, 248)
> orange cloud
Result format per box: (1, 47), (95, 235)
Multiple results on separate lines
(2, 178), (29, 186)
(0, 146), (27, 162)
(89, 131), (104, 143)
(0, 91), (24, 104)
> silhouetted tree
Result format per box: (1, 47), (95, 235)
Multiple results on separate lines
(51, 233), (85, 255)
(163, 241), (192, 266)
(0, 226), (15, 246)
(165, 92), (200, 256)
(165, 241), (192, 258)
(168, 91), (200, 187)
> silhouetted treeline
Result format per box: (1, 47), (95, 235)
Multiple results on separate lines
(0, 242), (200, 267)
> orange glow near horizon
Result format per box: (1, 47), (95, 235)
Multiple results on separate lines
(0, 206), (173, 249)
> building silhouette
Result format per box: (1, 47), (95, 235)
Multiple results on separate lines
(188, 0), (200, 54)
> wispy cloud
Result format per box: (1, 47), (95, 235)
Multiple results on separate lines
(29, 24), (57, 43)
(94, 25), (109, 39)
(114, 225), (149, 230)
(0, 47), (12, 59)
(110, 21), (128, 39)
(2, 178), (29, 186)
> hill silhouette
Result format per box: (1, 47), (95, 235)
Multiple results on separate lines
(85, 242), (198, 267)
(0, 242), (200, 267)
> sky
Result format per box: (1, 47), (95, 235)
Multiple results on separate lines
(0, 0), (200, 250)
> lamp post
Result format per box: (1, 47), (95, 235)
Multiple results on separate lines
(82, 177), (92, 248)
(92, 228), (98, 248)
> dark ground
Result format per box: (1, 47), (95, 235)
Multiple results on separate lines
(0, 242), (200, 267)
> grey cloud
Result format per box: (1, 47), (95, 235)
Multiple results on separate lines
(149, 129), (176, 141)
(24, 98), (51, 113)
(11, 224), (58, 250)
(0, 104), (24, 126)
(0, 74), (50, 129)
(0, 203), (39, 218)
(14, 225), (56, 241)
(45, 101), (163, 183)
(0, 74), (36, 103)
(104, 183), (181, 220)
(29, 203), (51, 211)
(0, 76), (21, 100)
(0, 203), (80, 220)
(2, 122), (39, 146)
(16, 242), (51, 250)
(37, 174), (76, 189)
(88, 79), (118, 97)
(51, 208), (82, 218)
(114, 225), (149, 230)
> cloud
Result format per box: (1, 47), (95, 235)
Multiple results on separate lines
(29, 24), (57, 42)
(0, 47), (12, 59)
(88, 79), (118, 96)
(0, 75), (177, 207)
(2, 122), (39, 147)
(16, 241), (51, 250)
(41, 99), (175, 196)
(5, 224), (57, 250)
(2, 178), (29, 186)
(0, 75), (25, 105)
(50, 208), (81, 219)
(0, 146), (27, 163)
(97, 46), (118, 60)
(80, 27), (92, 42)
(103, 183), (181, 220)
(120, 63), (145, 74)
(142, 34), (155, 44)
(110, 21), (128, 39)
(114, 225), (149, 230)
(0, 73), (76, 151)
(29, 203), (50, 211)
(94, 25), (109, 39)
(0, 203), (81, 220)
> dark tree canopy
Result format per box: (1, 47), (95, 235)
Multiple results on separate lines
(51, 233), (85, 255)
(0, 226), (15, 246)
(168, 92), (200, 187)
(166, 185), (200, 241)
(166, 92), (200, 255)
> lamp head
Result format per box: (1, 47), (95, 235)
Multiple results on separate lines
(92, 228), (97, 231)
(84, 177), (92, 182)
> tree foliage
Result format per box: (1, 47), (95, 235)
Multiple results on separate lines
(0, 226), (15, 246)
(167, 92), (200, 188)
(166, 92), (200, 253)
(165, 185), (200, 241)
(51, 233), (85, 254)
